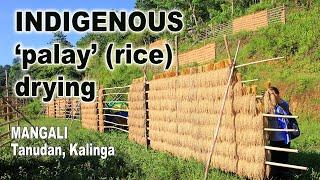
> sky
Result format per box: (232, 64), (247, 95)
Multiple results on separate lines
(0, 0), (136, 66)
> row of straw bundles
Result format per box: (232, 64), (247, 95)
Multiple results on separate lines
(153, 59), (232, 80)
(81, 101), (98, 130)
(148, 67), (239, 174)
(54, 98), (66, 118)
(48, 100), (55, 117)
(234, 91), (266, 179)
(128, 79), (146, 145)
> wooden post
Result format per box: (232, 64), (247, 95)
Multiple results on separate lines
(143, 67), (149, 148)
(282, 4), (286, 24)
(98, 86), (105, 133)
(175, 36), (179, 76)
(5, 70), (10, 136)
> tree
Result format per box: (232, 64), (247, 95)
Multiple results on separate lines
(49, 31), (73, 47)
(29, 31), (84, 80)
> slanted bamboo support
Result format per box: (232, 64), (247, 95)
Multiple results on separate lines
(235, 57), (284, 68)
(204, 38), (240, 180)
(241, 79), (259, 83)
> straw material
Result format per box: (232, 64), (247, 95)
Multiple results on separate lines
(128, 64), (267, 179)
(81, 100), (98, 130)
(128, 80), (147, 145)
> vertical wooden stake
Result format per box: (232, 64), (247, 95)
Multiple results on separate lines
(98, 86), (105, 133)
(143, 66), (149, 148)
(175, 36), (179, 76)
(5, 70), (10, 135)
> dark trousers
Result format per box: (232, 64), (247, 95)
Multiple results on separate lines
(270, 141), (291, 177)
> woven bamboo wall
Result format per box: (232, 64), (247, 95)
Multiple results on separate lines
(233, 10), (268, 34)
(176, 43), (216, 66)
(128, 78), (147, 145)
(128, 66), (266, 179)
(81, 100), (98, 130)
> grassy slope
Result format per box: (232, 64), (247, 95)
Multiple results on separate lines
(0, 118), (319, 179)
(179, 7), (320, 117)
(215, 7), (320, 117)
(0, 118), (240, 180)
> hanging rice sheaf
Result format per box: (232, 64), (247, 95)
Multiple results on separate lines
(128, 64), (267, 179)
(128, 79), (147, 145)
(81, 98), (98, 130)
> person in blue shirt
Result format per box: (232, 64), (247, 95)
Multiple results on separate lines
(266, 86), (291, 178)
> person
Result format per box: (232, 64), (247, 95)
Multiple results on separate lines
(264, 86), (291, 178)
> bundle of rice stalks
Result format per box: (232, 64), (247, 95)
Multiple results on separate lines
(196, 85), (229, 101)
(190, 67), (198, 74)
(128, 79), (146, 145)
(236, 128), (264, 146)
(191, 68), (229, 87)
(211, 154), (237, 173)
(149, 77), (176, 90)
(251, 85), (257, 95)
(234, 113), (263, 130)
(181, 68), (191, 75)
(127, 117), (145, 127)
(128, 101), (144, 110)
(148, 89), (176, 100)
(149, 120), (178, 133)
(128, 92), (145, 102)
(237, 160), (265, 180)
(149, 99), (176, 111)
(128, 109), (145, 119)
(162, 71), (176, 78)
(233, 95), (257, 114)
(198, 66), (204, 73)
(203, 63), (215, 72)
(237, 145), (265, 162)
(148, 110), (176, 122)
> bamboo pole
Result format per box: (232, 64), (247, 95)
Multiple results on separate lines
(204, 39), (241, 180)
(265, 146), (298, 153)
(1, 97), (49, 144)
(241, 79), (259, 83)
(98, 86), (105, 133)
(175, 35), (179, 76)
(235, 57), (284, 68)
(264, 128), (298, 132)
(104, 120), (129, 127)
(5, 70), (9, 137)
(143, 66), (149, 148)
(265, 161), (307, 171)
(104, 113), (128, 119)
(263, 113), (298, 119)
(103, 108), (128, 112)
(104, 126), (129, 133)
(103, 85), (131, 90)
(103, 92), (129, 95)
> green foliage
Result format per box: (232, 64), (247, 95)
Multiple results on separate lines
(27, 32), (83, 81)
(23, 99), (43, 118)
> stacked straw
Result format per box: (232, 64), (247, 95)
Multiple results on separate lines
(128, 78), (147, 145)
(48, 100), (55, 117)
(128, 63), (267, 179)
(81, 99), (98, 130)
(54, 98), (66, 118)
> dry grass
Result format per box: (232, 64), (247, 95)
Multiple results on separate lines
(128, 64), (266, 179)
